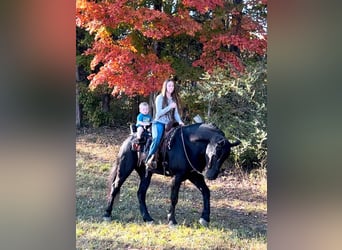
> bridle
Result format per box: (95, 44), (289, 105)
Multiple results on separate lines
(180, 126), (204, 176)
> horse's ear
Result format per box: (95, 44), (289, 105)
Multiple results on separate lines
(230, 140), (241, 147)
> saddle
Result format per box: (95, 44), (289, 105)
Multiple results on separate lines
(130, 124), (152, 154)
(130, 121), (180, 172)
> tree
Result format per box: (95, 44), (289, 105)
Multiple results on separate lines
(187, 59), (267, 170)
(76, 0), (267, 96)
(192, 0), (267, 77)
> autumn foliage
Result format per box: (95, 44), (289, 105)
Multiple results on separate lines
(76, 0), (267, 96)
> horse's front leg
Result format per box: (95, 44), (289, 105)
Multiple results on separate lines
(167, 175), (183, 226)
(188, 174), (210, 227)
(136, 168), (154, 222)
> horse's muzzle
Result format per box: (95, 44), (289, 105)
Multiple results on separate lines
(205, 166), (219, 180)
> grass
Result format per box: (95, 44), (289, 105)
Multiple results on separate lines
(76, 127), (267, 249)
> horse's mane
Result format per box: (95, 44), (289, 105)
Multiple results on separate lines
(186, 122), (225, 143)
(199, 123), (225, 136)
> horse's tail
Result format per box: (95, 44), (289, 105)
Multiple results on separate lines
(106, 160), (120, 205)
(230, 140), (241, 147)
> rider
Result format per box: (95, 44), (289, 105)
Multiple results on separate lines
(135, 102), (152, 143)
(145, 78), (184, 170)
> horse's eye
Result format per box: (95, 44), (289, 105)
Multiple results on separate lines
(217, 139), (226, 147)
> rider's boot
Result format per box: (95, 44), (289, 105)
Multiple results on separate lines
(145, 154), (157, 171)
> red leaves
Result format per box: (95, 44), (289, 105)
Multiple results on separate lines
(77, 0), (267, 93)
(193, 32), (266, 77)
(182, 0), (224, 14)
(190, 0), (267, 77)
(130, 8), (201, 39)
(87, 45), (174, 96)
(193, 50), (245, 77)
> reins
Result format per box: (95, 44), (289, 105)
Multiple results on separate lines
(180, 126), (204, 176)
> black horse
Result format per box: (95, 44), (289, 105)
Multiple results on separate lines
(103, 123), (241, 226)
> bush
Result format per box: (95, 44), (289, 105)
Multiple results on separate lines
(180, 62), (267, 171)
(78, 83), (133, 127)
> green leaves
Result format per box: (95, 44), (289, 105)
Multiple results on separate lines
(180, 60), (267, 170)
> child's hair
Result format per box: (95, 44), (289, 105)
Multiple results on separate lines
(139, 102), (149, 111)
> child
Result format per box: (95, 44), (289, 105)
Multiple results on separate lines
(136, 102), (152, 141)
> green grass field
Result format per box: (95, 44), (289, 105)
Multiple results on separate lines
(76, 127), (267, 249)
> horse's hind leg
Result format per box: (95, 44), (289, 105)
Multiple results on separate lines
(103, 167), (120, 220)
(103, 161), (135, 220)
(187, 174), (210, 227)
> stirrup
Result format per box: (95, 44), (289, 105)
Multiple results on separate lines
(145, 158), (157, 170)
(138, 152), (147, 163)
(133, 137), (145, 144)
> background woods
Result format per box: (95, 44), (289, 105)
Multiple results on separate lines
(76, 0), (267, 170)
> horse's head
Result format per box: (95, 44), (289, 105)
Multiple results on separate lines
(205, 137), (241, 180)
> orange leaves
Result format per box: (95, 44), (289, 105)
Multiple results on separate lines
(88, 44), (174, 96)
(77, 0), (267, 95)
(76, 1), (107, 35)
(90, 55), (101, 71)
(76, 1), (200, 96)
(76, 0), (86, 9)
(118, 36), (137, 53)
(78, 3), (201, 40)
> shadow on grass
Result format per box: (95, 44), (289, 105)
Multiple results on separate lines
(77, 238), (140, 250)
(77, 237), (210, 250)
(76, 148), (115, 165)
(77, 169), (267, 240)
(76, 128), (267, 249)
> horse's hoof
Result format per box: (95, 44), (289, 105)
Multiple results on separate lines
(102, 216), (112, 222)
(168, 222), (177, 228)
(103, 216), (111, 222)
(145, 220), (154, 225)
(199, 218), (209, 227)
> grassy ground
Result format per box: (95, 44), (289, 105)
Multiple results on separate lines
(76, 127), (267, 249)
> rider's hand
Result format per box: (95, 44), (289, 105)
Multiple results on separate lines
(169, 102), (177, 109)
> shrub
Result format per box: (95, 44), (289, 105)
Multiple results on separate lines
(180, 61), (267, 171)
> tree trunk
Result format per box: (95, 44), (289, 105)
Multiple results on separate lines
(230, 0), (243, 57)
(149, 92), (157, 118)
(153, 0), (162, 11)
(147, 0), (163, 119)
(132, 96), (140, 122)
(101, 93), (111, 113)
(207, 100), (211, 120)
(76, 65), (81, 128)
(153, 0), (163, 58)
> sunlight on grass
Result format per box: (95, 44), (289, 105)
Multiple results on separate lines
(77, 220), (266, 249)
(76, 128), (267, 249)
(99, 163), (111, 172)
